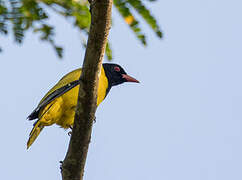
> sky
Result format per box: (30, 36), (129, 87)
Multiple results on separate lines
(1, 0), (242, 179)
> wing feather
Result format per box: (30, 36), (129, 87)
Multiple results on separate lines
(27, 80), (80, 120)
(27, 68), (82, 120)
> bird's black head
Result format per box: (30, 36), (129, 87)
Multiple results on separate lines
(103, 63), (139, 87)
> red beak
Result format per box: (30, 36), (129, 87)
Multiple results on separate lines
(122, 74), (140, 83)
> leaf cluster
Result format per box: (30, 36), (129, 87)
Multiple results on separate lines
(0, 0), (162, 59)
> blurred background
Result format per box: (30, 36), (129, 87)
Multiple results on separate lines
(1, 0), (242, 179)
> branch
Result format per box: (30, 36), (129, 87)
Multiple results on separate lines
(61, 0), (112, 180)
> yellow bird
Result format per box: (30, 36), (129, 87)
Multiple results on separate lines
(27, 63), (139, 149)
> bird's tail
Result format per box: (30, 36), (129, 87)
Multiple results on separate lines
(27, 120), (44, 149)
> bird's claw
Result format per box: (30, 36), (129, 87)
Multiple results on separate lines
(59, 161), (63, 171)
(67, 126), (72, 136)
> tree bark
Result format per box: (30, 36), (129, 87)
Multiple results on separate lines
(61, 0), (112, 180)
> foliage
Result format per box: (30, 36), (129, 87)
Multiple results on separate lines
(0, 0), (162, 59)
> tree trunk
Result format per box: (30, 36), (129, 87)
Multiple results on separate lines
(61, 0), (112, 180)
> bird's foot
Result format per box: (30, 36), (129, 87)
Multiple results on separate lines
(68, 131), (72, 136)
(68, 126), (73, 136)
(59, 161), (63, 171)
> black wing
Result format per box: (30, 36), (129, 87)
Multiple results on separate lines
(27, 80), (80, 120)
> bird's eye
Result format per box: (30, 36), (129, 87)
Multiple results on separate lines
(114, 66), (120, 72)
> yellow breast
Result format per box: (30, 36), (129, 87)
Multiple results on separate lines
(38, 67), (108, 129)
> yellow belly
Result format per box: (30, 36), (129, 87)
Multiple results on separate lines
(38, 67), (108, 129)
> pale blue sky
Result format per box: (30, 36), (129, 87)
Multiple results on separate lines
(1, 0), (242, 179)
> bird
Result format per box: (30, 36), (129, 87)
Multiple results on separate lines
(27, 63), (139, 149)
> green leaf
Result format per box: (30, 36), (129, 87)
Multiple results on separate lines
(33, 24), (63, 58)
(105, 41), (112, 61)
(114, 0), (147, 45)
(54, 45), (63, 58)
(127, 0), (162, 38)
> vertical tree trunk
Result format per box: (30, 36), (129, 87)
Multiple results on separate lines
(61, 0), (112, 180)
